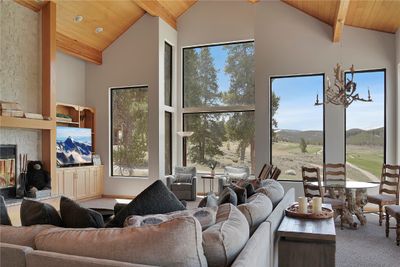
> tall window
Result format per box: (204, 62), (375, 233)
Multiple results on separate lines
(270, 74), (324, 180)
(165, 112), (172, 175)
(110, 86), (148, 177)
(183, 41), (255, 173)
(345, 70), (385, 182)
(165, 42), (172, 106)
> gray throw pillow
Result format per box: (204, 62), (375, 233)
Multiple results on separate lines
(20, 199), (62, 227)
(175, 173), (193, 183)
(218, 187), (238, 206)
(106, 180), (186, 228)
(257, 179), (285, 207)
(198, 193), (218, 208)
(60, 196), (104, 228)
(229, 183), (247, 205)
(0, 196), (12, 225)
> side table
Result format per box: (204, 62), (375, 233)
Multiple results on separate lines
(277, 204), (336, 267)
(201, 175), (214, 195)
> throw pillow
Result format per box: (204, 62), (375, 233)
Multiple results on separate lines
(198, 193), (218, 208)
(256, 179), (285, 207)
(218, 187), (238, 206)
(202, 204), (249, 267)
(0, 195), (12, 225)
(227, 172), (248, 181)
(229, 183), (247, 205)
(244, 183), (256, 197)
(60, 196), (104, 228)
(175, 173), (193, 183)
(106, 180), (186, 228)
(238, 193), (273, 234)
(35, 217), (207, 267)
(124, 206), (217, 230)
(20, 199), (62, 227)
(0, 225), (55, 249)
(248, 178), (262, 190)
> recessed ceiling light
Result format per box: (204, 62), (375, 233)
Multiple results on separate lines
(95, 27), (104, 33)
(73, 15), (84, 23)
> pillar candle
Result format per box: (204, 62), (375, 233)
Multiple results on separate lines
(298, 197), (308, 214)
(312, 197), (322, 214)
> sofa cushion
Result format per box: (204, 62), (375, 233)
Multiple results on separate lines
(107, 180), (186, 228)
(198, 193), (218, 208)
(202, 204), (249, 267)
(256, 179), (285, 207)
(124, 206), (217, 230)
(170, 183), (192, 191)
(60, 196), (104, 228)
(0, 243), (33, 267)
(238, 193), (273, 234)
(0, 196), (12, 225)
(236, 180), (256, 197)
(218, 187), (238, 206)
(20, 199), (63, 227)
(229, 183), (247, 205)
(35, 217), (207, 267)
(0, 225), (55, 248)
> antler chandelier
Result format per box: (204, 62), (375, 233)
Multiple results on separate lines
(315, 64), (372, 108)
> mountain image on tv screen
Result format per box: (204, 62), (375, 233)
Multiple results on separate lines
(56, 127), (92, 166)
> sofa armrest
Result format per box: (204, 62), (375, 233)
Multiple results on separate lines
(191, 177), (197, 201)
(166, 176), (175, 188)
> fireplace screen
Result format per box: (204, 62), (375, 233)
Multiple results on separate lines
(0, 145), (17, 198)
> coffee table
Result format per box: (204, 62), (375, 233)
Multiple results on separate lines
(278, 203), (336, 267)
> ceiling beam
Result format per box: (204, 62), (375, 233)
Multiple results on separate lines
(56, 33), (102, 65)
(133, 0), (177, 29)
(332, 0), (350, 42)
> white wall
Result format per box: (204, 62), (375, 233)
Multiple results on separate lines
(396, 30), (400, 162)
(56, 51), (86, 106)
(86, 15), (160, 196)
(255, 1), (397, 173)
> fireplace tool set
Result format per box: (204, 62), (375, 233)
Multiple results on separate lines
(16, 154), (28, 198)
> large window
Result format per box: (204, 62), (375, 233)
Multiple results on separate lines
(165, 42), (172, 106)
(183, 41), (255, 173)
(110, 86), (148, 177)
(270, 74), (324, 180)
(345, 70), (385, 182)
(165, 112), (172, 175)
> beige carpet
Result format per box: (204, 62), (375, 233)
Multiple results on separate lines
(81, 198), (399, 266)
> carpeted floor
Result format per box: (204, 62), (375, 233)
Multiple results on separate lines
(81, 198), (399, 266)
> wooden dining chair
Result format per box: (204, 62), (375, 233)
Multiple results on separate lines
(323, 163), (346, 199)
(367, 164), (400, 226)
(302, 166), (345, 229)
(258, 163), (273, 180)
(270, 167), (281, 180)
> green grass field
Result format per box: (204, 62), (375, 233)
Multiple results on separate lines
(346, 145), (383, 178)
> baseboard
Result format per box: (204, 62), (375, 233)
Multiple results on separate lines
(102, 194), (135, 199)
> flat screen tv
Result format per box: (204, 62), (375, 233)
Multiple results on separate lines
(56, 126), (92, 166)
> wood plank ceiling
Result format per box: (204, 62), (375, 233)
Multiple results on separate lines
(14, 0), (400, 65)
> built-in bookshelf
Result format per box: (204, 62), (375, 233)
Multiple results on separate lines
(56, 103), (96, 152)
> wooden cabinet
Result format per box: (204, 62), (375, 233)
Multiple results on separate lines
(55, 165), (103, 200)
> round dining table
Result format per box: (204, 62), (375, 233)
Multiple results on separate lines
(311, 181), (379, 228)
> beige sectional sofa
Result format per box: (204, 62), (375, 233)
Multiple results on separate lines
(0, 188), (294, 267)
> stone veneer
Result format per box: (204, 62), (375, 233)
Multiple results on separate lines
(0, 1), (42, 162)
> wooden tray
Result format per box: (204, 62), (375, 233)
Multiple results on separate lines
(285, 203), (334, 220)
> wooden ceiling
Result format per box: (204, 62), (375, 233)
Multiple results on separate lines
(14, 0), (400, 65)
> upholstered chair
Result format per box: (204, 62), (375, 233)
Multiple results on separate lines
(166, 166), (197, 201)
(218, 166), (250, 195)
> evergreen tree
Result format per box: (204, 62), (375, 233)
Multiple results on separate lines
(300, 138), (308, 153)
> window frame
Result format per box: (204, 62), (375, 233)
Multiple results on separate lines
(165, 41), (173, 107)
(109, 85), (149, 178)
(344, 68), (386, 182)
(165, 111), (173, 175)
(269, 73), (326, 181)
(181, 40), (256, 171)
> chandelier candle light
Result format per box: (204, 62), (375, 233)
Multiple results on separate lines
(315, 64), (373, 108)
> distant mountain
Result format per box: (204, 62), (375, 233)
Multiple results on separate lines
(57, 137), (92, 165)
(275, 127), (384, 146)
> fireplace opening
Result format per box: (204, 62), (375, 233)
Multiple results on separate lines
(0, 145), (17, 199)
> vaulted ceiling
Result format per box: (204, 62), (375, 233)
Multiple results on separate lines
(14, 0), (400, 65)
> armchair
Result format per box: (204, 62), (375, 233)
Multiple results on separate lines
(218, 166), (250, 195)
(166, 166), (197, 201)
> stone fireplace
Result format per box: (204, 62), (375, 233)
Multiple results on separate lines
(0, 145), (17, 199)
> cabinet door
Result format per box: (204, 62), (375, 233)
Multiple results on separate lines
(63, 169), (75, 199)
(76, 168), (89, 200)
(56, 170), (64, 195)
(88, 167), (97, 197)
(96, 166), (103, 195)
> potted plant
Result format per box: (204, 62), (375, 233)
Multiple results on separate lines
(207, 159), (218, 176)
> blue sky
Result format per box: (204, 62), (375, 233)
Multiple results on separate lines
(56, 126), (91, 143)
(194, 45), (384, 131)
